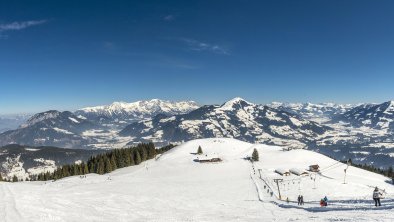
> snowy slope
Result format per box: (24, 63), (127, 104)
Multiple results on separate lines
(0, 138), (392, 221)
(0, 144), (104, 180)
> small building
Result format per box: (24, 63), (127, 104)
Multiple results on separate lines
(275, 168), (291, 176)
(195, 153), (222, 163)
(309, 165), (320, 172)
(290, 168), (309, 176)
(198, 157), (222, 163)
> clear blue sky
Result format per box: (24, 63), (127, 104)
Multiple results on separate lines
(1, 0), (394, 114)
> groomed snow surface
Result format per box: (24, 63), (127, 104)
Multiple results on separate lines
(0, 138), (393, 221)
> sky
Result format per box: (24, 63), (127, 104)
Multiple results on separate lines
(1, 0), (394, 114)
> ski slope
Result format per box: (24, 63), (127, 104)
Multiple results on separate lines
(0, 138), (393, 221)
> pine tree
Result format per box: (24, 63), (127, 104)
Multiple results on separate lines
(83, 163), (89, 175)
(147, 142), (156, 159)
(252, 148), (259, 161)
(197, 146), (203, 154)
(110, 154), (117, 170)
(73, 164), (80, 176)
(135, 150), (142, 165)
(129, 151), (135, 166)
(89, 161), (95, 174)
(105, 158), (112, 173)
(12, 175), (18, 182)
(98, 159), (105, 174)
(141, 148), (148, 161)
(387, 166), (393, 178)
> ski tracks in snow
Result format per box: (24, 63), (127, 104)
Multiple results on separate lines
(0, 183), (23, 221)
(249, 163), (279, 220)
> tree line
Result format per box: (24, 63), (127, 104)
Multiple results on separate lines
(1, 143), (175, 182)
(344, 159), (394, 179)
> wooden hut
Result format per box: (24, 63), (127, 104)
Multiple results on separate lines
(275, 168), (291, 176)
(309, 165), (320, 172)
(196, 154), (222, 163)
(290, 168), (309, 176)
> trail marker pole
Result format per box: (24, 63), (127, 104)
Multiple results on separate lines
(313, 173), (317, 189)
(343, 160), (350, 184)
(258, 169), (262, 179)
(273, 179), (283, 200)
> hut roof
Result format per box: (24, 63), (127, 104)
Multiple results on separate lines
(290, 168), (309, 176)
(275, 168), (290, 175)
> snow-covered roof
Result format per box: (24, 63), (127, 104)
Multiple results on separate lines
(275, 168), (290, 175)
(289, 168), (308, 176)
(197, 153), (220, 161)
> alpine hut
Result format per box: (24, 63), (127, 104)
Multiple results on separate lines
(275, 168), (291, 176)
(290, 168), (309, 176)
(309, 165), (320, 172)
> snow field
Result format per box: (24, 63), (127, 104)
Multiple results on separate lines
(0, 138), (393, 221)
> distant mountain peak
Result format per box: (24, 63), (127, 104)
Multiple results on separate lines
(380, 100), (394, 114)
(384, 100), (394, 107)
(220, 97), (254, 110)
(20, 110), (62, 128)
(76, 99), (199, 123)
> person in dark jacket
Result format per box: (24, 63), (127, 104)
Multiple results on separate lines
(373, 187), (383, 207)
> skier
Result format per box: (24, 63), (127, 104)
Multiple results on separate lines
(323, 196), (328, 206)
(297, 195), (301, 205)
(373, 187), (383, 207)
(320, 199), (325, 207)
(300, 195), (304, 205)
(320, 196), (328, 207)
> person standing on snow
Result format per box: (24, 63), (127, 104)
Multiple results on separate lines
(297, 195), (301, 205)
(300, 195), (304, 205)
(373, 187), (383, 207)
(320, 199), (325, 207)
(319, 196), (328, 207)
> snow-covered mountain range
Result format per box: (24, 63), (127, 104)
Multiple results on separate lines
(268, 102), (355, 122)
(0, 100), (198, 149)
(1, 98), (394, 170)
(0, 111), (96, 148)
(120, 98), (330, 148)
(335, 101), (394, 132)
(75, 99), (199, 126)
